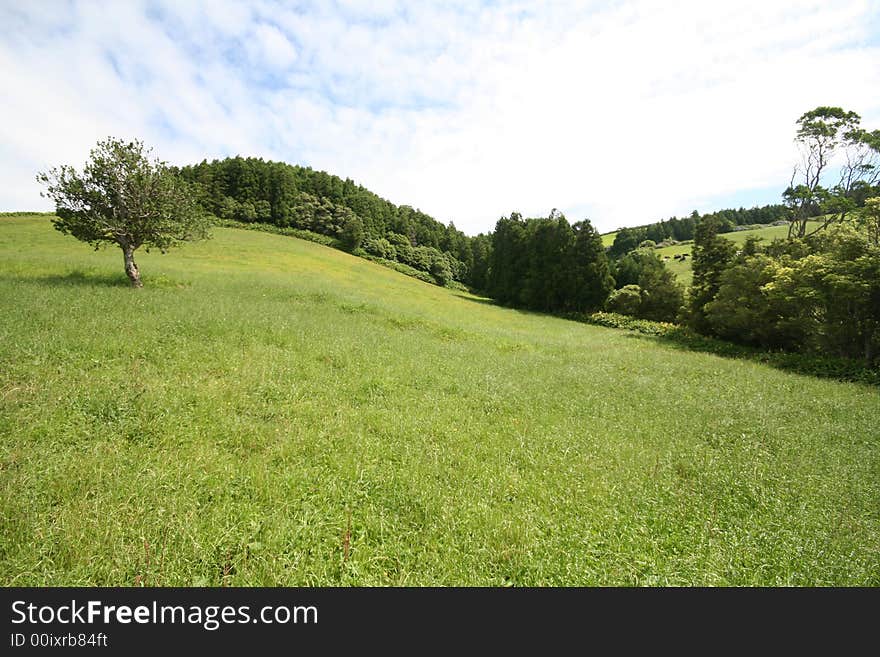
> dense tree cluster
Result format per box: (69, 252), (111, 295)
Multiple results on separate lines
(177, 157), (489, 287)
(688, 218), (880, 363)
(681, 107), (880, 363)
(598, 107), (880, 364)
(608, 248), (684, 322)
(486, 211), (614, 313)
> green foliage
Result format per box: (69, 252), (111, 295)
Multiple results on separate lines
(487, 212), (612, 312)
(519, 213), (576, 311)
(582, 311), (879, 385)
(486, 212), (527, 304)
(363, 237), (396, 260)
(36, 138), (210, 287)
(605, 285), (642, 316)
(784, 107), (879, 238)
(608, 226), (647, 257)
(637, 259), (684, 323)
(766, 225), (880, 362)
(611, 249), (684, 322)
(569, 219), (615, 312)
(341, 214), (365, 252)
(429, 253), (454, 286)
(254, 199), (272, 222)
(37, 137), (209, 254)
(705, 255), (802, 349)
(859, 197), (880, 246)
(582, 311), (678, 336)
(213, 218), (339, 247)
(688, 216), (737, 331)
(466, 233), (492, 292)
(689, 218), (880, 364)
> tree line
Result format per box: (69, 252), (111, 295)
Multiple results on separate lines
(608, 204), (815, 257)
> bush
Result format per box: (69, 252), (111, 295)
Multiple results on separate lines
(605, 285), (642, 316)
(582, 311), (677, 337)
(360, 255), (438, 286)
(610, 249), (684, 322)
(341, 215), (364, 251)
(213, 218), (339, 247)
(430, 254), (454, 286)
(364, 237), (396, 260)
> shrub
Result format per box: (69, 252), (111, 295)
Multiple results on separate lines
(605, 285), (642, 316)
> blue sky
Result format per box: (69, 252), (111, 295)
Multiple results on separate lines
(1, 0), (879, 234)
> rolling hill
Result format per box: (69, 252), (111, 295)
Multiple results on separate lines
(603, 221), (824, 286)
(1, 214), (878, 585)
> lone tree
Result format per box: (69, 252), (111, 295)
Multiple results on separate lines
(37, 137), (209, 287)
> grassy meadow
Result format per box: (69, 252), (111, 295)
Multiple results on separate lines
(601, 231), (617, 247)
(1, 214), (878, 586)
(652, 221), (823, 285)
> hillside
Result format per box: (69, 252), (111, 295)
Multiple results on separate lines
(1, 215), (878, 585)
(601, 231), (617, 247)
(624, 221), (824, 286)
(178, 157), (492, 290)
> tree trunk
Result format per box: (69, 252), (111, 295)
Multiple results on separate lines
(122, 244), (143, 288)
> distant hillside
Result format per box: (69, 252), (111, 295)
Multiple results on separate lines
(652, 220), (825, 286)
(178, 157), (492, 290)
(601, 203), (799, 257)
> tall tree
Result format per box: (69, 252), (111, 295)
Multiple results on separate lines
(688, 216), (737, 332)
(487, 213), (528, 304)
(37, 138), (209, 288)
(608, 226), (648, 257)
(468, 234), (492, 292)
(784, 106), (871, 238)
(569, 218), (615, 312)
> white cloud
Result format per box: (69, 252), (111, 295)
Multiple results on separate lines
(249, 23), (298, 70)
(1, 0), (878, 233)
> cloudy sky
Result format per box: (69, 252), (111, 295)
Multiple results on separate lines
(1, 0), (879, 234)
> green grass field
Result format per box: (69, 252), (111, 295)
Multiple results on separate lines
(2, 215), (878, 585)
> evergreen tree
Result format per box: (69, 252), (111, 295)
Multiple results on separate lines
(569, 219), (615, 312)
(688, 216), (737, 332)
(487, 213), (527, 304)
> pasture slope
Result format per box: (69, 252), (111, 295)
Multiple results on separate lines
(602, 221), (824, 285)
(1, 214), (878, 585)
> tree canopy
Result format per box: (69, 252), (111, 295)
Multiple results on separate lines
(38, 138), (209, 287)
(785, 106), (880, 238)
